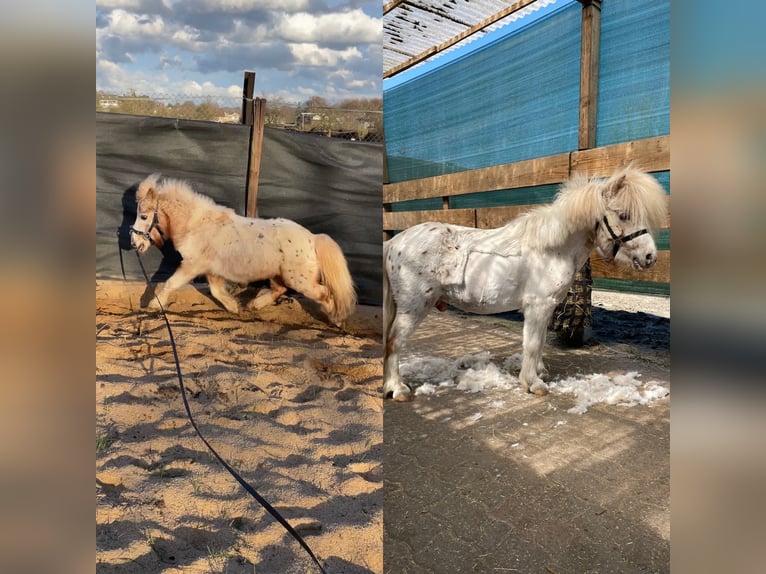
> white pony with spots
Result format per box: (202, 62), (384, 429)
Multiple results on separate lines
(383, 165), (667, 400)
(129, 173), (356, 326)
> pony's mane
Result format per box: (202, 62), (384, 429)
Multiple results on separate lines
(605, 167), (667, 230)
(158, 177), (219, 208)
(507, 174), (606, 250)
(501, 166), (666, 250)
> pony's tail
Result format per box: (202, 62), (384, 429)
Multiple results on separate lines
(315, 234), (357, 326)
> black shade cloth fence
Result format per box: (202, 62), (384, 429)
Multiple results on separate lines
(96, 112), (383, 305)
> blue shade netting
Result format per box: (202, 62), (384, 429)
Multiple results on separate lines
(596, 0), (670, 146)
(385, 2), (581, 184)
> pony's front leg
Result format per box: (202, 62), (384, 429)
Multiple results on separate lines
(520, 305), (555, 395)
(207, 274), (240, 314)
(146, 262), (200, 310)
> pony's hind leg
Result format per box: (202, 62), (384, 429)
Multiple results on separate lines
(290, 278), (338, 326)
(383, 309), (429, 401)
(246, 278), (288, 311)
(207, 274), (240, 314)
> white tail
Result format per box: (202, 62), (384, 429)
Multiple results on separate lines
(314, 234), (357, 325)
(382, 241), (396, 351)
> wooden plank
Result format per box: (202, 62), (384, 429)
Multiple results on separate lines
(571, 135), (670, 175)
(383, 208), (475, 231)
(383, 0), (406, 15)
(241, 71), (255, 126)
(475, 205), (536, 229)
(383, 153), (571, 203)
(591, 250), (670, 284)
(578, 0), (601, 150)
(245, 98), (266, 218)
(384, 0), (539, 79)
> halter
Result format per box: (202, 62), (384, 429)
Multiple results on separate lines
(597, 214), (649, 258)
(129, 202), (164, 246)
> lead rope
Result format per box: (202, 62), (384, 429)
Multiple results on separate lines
(130, 250), (328, 574)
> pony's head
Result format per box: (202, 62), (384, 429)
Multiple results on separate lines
(130, 173), (166, 253)
(593, 166), (667, 270)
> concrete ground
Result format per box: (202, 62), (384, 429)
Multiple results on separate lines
(383, 298), (670, 573)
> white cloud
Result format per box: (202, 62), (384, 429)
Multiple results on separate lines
(190, 0), (312, 12)
(277, 9), (381, 44)
(289, 44), (362, 67)
(96, 1), (382, 102)
(105, 9), (165, 38)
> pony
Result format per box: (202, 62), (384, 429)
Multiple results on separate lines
(383, 165), (667, 400)
(129, 173), (357, 326)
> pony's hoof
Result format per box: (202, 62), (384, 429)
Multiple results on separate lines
(384, 383), (413, 402)
(530, 381), (549, 396)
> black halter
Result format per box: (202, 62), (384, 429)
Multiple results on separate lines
(598, 215), (649, 258)
(129, 202), (164, 246)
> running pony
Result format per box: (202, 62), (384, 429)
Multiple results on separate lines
(383, 165), (667, 400)
(129, 174), (356, 326)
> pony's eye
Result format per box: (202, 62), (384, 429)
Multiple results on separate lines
(619, 213), (629, 221)
(140, 214), (149, 221)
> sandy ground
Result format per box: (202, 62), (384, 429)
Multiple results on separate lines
(96, 280), (383, 574)
(384, 291), (670, 573)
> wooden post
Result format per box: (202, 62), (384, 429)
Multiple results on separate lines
(555, 0), (602, 346)
(241, 71), (255, 125)
(246, 97), (266, 218)
(578, 0), (601, 150)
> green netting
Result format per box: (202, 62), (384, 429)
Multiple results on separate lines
(593, 278), (670, 296)
(596, 0), (670, 146)
(384, 2), (581, 183)
(450, 184), (560, 209)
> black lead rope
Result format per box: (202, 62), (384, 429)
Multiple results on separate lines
(130, 251), (328, 574)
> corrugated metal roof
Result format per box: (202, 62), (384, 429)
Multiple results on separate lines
(383, 0), (560, 78)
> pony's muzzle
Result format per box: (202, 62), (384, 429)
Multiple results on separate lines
(633, 251), (656, 269)
(129, 228), (150, 253)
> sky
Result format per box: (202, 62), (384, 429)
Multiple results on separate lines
(96, 0), (382, 104)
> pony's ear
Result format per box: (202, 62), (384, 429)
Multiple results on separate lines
(602, 171), (627, 200)
(137, 173), (162, 203)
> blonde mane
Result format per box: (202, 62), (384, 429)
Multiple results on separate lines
(604, 166), (667, 230)
(502, 166), (666, 251)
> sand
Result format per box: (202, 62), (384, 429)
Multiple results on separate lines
(96, 280), (383, 574)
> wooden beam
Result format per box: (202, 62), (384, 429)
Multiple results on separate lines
(383, 153), (570, 203)
(570, 135), (670, 176)
(591, 251), (670, 284)
(578, 0), (602, 150)
(475, 205), (536, 229)
(384, 0), (539, 79)
(241, 71), (255, 126)
(383, 0), (407, 15)
(245, 98), (266, 218)
(383, 208), (475, 231)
